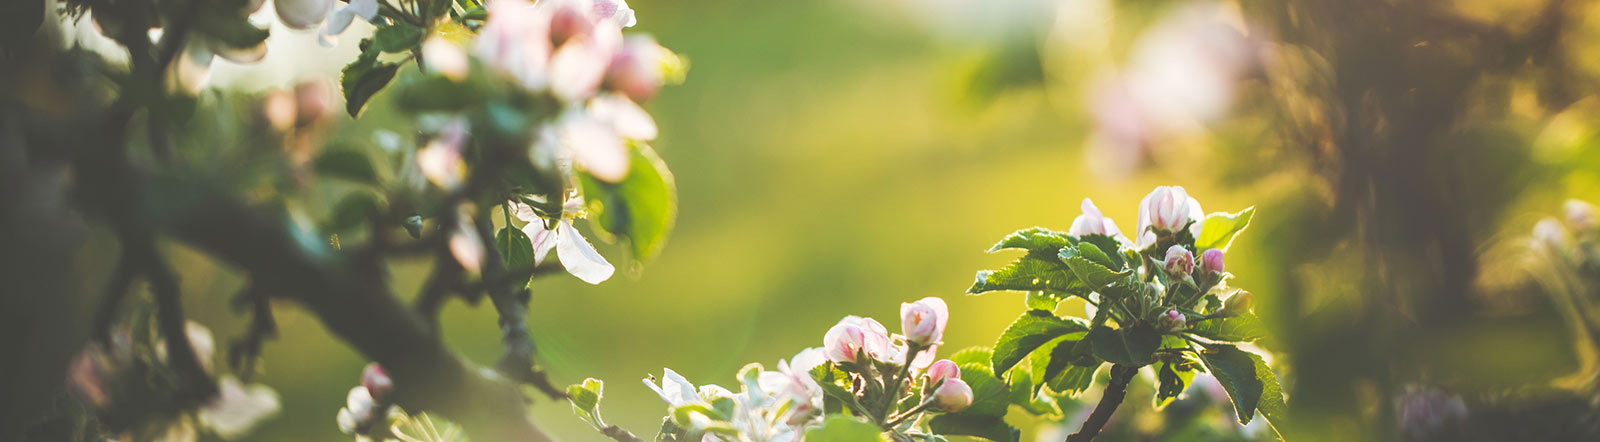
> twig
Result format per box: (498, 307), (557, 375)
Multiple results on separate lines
(601, 425), (646, 442)
(1066, 364), (1138, 442)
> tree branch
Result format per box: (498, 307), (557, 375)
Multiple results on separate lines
(1066, 364), (1138, 442)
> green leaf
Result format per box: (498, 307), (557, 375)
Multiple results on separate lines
(954, 363), (1011, 417)
(1076, 234), (1128, 269)
(1033, 336), (1097, 395)
(314, 149), (380, 184)
(803, 415), (886, 441)
(1025, 291), (1063, 311)
(1074, 241), (1117, 270)
(1197, 344), (1287, 439)
(948, 347), (994, 367)
(1194, 207), (1255, 251)
(565, 378), (604, 429)
(927, 414), (1020, 442)
(496, 227), (536, 269)
(991, 311), (1089, 376)
(373, 22), (426, 53)
(1059, 248), (1131, 291)
(987, 227), (1075, 254)
(1086, 325), (1161, 366)
(1189, 313), (1268, 343)
(809, 363), (860, 411)
(579, 142), (678, 262)
(342, 39), (400, 117)
(968, 256), (1087, 295)
(1005, 352), (1057, 416)
(1152, 356), (1199, 410)
(397, 74), (487, 113)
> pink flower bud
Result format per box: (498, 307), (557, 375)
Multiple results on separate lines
(900, 297), (949, 346)
(1156, 310), (1186, 332)
(361, 363), (393, 403)
(1200, 248), (1225, 274)
(1567, 200), (1597, 232)
(606, 35), (669, 103)
(933, 378), (974, 412)
(1163, 245), (1195, 276)
(926, 359), (960, 388)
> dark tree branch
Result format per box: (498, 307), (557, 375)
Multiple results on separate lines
(228, 284), (277, 380)
(1066, 364), (1138, 442)
(601, 425), (646, 442)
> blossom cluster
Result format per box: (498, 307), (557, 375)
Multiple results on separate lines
(643, 297), (971, 441)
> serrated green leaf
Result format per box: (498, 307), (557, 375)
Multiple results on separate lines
(1025, 291), (1063, 311)
(1032, 336), (1098, 395)
(1197, 344), (1287, 440)
(579, 142), (677, 262)
(342, 59), (399, 117)
(1076, 234), (1127, 269)
(1059, 250), (1131, 291)
(314, 149), (380, 184)
(1006, 352), (1058, 417)
(927, 413), (1020, 442)
(987, 227), (1075, 253)
(803, 415), (886, 441)
(1189, 313), (1268, 343)
(955, 363), (1011, 417)
(991, 311), (1089, 376)
(1086, 325), (1161, 366)
(968, 256), (1088, 295)
(1194, 207), (1255, 251)
(1075, 241), (1117, 270)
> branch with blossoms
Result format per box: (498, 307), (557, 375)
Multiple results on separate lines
(24, 0), (684, 440)
(960, 186), (1287, 442)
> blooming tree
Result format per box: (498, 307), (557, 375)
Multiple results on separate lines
(15, 0), (684, 439)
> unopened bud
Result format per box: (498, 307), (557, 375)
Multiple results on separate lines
(926, 359), (960, 388)
(933, 378), (974, 412)
(1156, 310), (1186, 332)
(361, 363), (392, 403)
(1223, 291), (1254, 315)
(1163, 245), (1195, 276)
(1200, 249), (1225, 275)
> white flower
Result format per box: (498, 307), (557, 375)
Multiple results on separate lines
(1136, 185), (1204, 248)
(448, 214), (485, 274)
(197, 377), (281, 439)
(319, 0), (379, 48)
(512, 199), (615, 284)
(822, 316), (893, 364)
(1068, 198), (1126, 239)
(592, 0), (638, 28)
(422, 37), (471, 82)
(274, 0), (334, 30)
(643, 368), (701, 407)
(418, 119), (469, 190)
(757, 348), (825, 420)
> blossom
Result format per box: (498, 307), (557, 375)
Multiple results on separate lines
(319, 0), (378, 48)
(1222, 290), (1254, 315)
(1136, 185), (1204, 247)
(1068, 198), (1126, 240)
(197, 376), (281, 439)
(1533, 217), (1570, 253)
(643, 368), (701, 407)
(1200, 248), (1225, 274)
(932, 378), (974, 412)
(607, 35), (673, 102)
(417, 119), (469, 189)
(1163, 245), (1195, 276)
(1566, 199), (1597, 231)
(448, 213), (485, 274)
(1157, 310), (1187, 332)
(475, 0), (632, 101)
(758, 348), (826, 424)
(274, 0), (333, 30)
(361, 363), (393, 403)
(822, 316), (892, 364)
(925, 359), (960, 388)
(422, 37), (471, 82)
(900, 297), (948, 346)
(512, 199), (615, 284)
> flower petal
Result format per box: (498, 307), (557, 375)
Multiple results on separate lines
(556, 221), (614, 284)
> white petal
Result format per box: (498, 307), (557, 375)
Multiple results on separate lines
(275, 0), (333, 30)
(348, 0), (379, 21)
(448, 221), (484, 274)
(510, 201), (540, 223)
(589, 94), (657, 140)
(562, 116), (630, 182)
(324, 9), (356, 36)
(548, 21), (622, 102)
(555, 221), (614, 284)
(198, 377), (281, 439)
(523, 220), (557, 266)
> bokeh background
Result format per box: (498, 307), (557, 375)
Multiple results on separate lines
(25, 0), (1600, 440)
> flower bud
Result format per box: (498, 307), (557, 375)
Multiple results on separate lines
(1138, 186), (1204, 234)
(1156, 310), (1186, 332)
(1200, 248), (1225, 275)
(933, 378), (974, 412)
(1223, 291), (1254, 315)
(1567, 200), (1597, 232)
(606, 35), (670, 103)
(361, 363), (393, 403)
(1163, 245), (1195, 276)
(900, 297), (949, 346)
(1069, 198), (1124, 238)
(926, 359), (960, 388)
